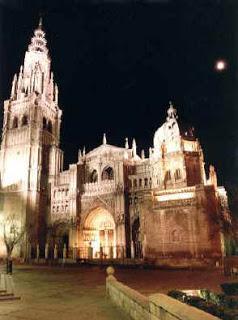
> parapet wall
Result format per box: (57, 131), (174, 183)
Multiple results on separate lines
(106, 275), (150, 319)
(106, 269), (220, 320)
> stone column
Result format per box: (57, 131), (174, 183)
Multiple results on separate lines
(142, 235), (147, 258)
(131, 241), (135, 259)
(73, 245), (77, 261)
(109, 246), (113, 259)
(88, 243), (93, 259)
(36, 244), (40, 261)
(45, 243), (49, 260)
(28, 243), (32, 261)
(63, 244), (67, 264)
(100, 246), (103, 259)
(54, 244), (58, 260)
(105, 230), (109, 257)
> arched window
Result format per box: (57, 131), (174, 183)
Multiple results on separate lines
(90, 170), (98, 183)
(12, 117), (18, 129)
(128, 179), (132, 189)
(48, 120), (53, 133)
(171, 229), (181, 242)
(175, 169), (181, 181)
(133, 179), (137, 188)
(101, 166), (114, 180)
(43, 117), (47, 129)
(21, 114), (28, 126)
(144, 178), (148, 187)
(139, 178), (142, 188)
(165, 170), (171, 182)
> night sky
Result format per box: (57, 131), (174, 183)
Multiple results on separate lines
(0, 1), (238, 191)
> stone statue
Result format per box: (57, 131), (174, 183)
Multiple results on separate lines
(54, 244), (58, 260)
(45, 243), (49, 260)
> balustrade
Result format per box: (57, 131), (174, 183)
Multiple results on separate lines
(84, 180), (115, 195)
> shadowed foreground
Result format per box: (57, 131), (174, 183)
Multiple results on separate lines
(0, 265), (129, 320)
(0, 265), (234, 320)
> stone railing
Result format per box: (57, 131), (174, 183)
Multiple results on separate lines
(153, 198), (196, 209)
(106, 267), (220, 320)
(84, 180), (115, 196)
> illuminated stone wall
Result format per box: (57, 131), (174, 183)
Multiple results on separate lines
(49, 103), (230, 264)
(127, 104), (229, 263)
(0, 20), (63, 255)
(0, 22), (230, 264)
(139, 186), (223, 262)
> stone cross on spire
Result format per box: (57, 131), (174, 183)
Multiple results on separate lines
(38, 16), (43, 29)
(166, 101), (178, 122)
(103, 133), (107, 145)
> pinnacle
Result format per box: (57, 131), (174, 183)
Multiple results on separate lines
(38, 16), (43, 29)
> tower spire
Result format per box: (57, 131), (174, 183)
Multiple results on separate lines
(13, 20), (58, 103)
(38, 16), (43, 29)
(28, 20), (48, 55)
(132, 138), (137, 158)
(141, 149), (145, 160)
(166, 101), (178, 121)
(125, 137), (129, 149)
(103, 133), (107, 145)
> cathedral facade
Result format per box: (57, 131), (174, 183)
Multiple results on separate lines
(0, 22), (231, 266)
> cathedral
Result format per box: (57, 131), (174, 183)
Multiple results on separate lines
(0, 21), (231, 266)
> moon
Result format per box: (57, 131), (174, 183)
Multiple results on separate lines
(215, 60), (227, 71)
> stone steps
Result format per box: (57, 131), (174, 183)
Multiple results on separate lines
(0, 294), (20, 301)
(0, 273), (20, 301)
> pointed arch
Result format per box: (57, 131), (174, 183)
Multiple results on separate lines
(21, 114), (28, 126)
(171, 229), (182, 242)
(84, 207), (115, 230)
(43, 117), (47, 129)
(175, 169), (181, 180)
(165, 170), (171, 182)
(82, 207), (116, 259)
(90, 169), (98, 183)
(48, 120), (53, 133)
(101, 166), (114, 180)
(12, 117), (18, 129)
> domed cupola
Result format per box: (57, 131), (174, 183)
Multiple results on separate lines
(153, 102), (181, 157)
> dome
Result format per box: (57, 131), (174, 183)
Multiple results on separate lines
(153, 102), (181, 155)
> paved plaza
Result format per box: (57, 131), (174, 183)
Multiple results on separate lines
(0, 265), (129, 320)
(0, 264), (235, 320)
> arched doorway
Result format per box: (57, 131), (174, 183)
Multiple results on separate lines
(82, 207), (116, 259)
(132, 218), (142, 258)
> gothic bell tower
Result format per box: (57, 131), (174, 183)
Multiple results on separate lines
(0, 19), (63, 252)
